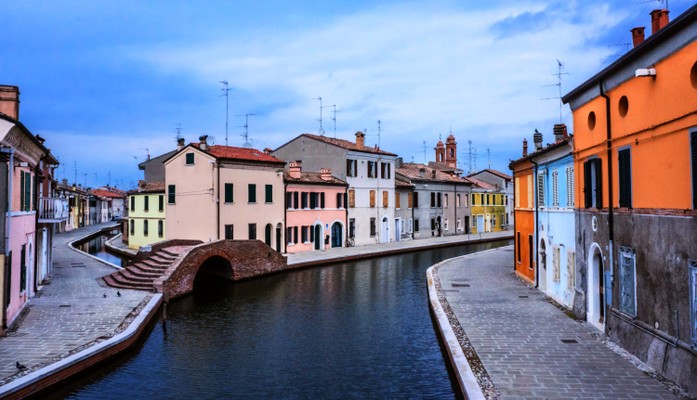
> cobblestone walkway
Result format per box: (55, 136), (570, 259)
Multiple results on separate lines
(0, 223), (149, 384)
(435, 246), (684, 400)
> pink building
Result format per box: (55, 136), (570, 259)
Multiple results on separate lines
(284, 161), (348, 253)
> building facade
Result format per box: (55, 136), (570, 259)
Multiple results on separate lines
(468, 177), (506, 234)
(509, 140), (536, 284)
(468, 169), (514, 230)
(562, 6), (697, 394)
(284, 162), (348, 253)
(125, 182), (166, 250)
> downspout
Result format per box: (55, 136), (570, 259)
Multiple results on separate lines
(284, 181), (288, 253)
(531, 159), (539, 288)
(512, 174), (517, 271)
(453, 183), (457, 236)
(599, 81), (615, 312)
(411, 189), (415, 239)
(216, 160), (220, 240)
(344, 186), (349, 246)
(1, 148), (14, 329)
(34, 153), (49, 293)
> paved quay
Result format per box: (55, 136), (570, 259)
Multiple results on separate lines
(0, 222), (150, 389)
(430, 246), (688, 400)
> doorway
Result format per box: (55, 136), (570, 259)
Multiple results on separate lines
(395, 219), (402, 242)
(275, 224), (282, 252)
(331, 222), (342, 248)
(587, 244), (605, 331)
(380, 217), (389, 243)
(314, 225), (322, 250)
(539, 239), (547, 291)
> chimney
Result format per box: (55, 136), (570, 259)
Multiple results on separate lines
(320, 168), (332, 181)
(553, 123), (568, 142)
(419, 168), (426, 178)
(0, 85), (20, 120)
(533, 129), (543, 150)
(288, 161), (302, 179)
(199, 135), (209, 151)
(631, 27), (645, 48)
(431, 169), (437, 179)
(355, 131), (365, 149)
(263, 147), (273, 155)
(177, 137), (185, 150)
(395, 157), (403, 169)
(650, 9), (669, 35)
(522, 138), (528, 157)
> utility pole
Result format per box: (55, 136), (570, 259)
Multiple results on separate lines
(220, 81), (230, 145)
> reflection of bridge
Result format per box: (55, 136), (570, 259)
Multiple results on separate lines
(102, 240), (287, 300)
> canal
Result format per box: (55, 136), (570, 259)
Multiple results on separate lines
(58, 240), (511, 399)
(73, 228), (128, 268)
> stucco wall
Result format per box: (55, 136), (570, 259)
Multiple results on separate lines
(285, 183), (347, 253)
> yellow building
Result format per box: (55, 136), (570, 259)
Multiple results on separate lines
(468, 177), (506, 233)
(125, 182), (165, 249)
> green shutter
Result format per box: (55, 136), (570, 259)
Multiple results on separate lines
(248, 184), (256, 203)
(618, 149), (632, 208)
(20, 171), (25, 211)
(168, 185), (176, 204)
(265, 184), (272, 203)
(225, 183), (234, 203)
(25, 172), (31, 212)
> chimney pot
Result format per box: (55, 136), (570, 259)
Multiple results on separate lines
(631, 27), (645, 48)
(355, 131), (365, 149)
(263, 147), (273, 155)
(288, 161), (302, 179)
(177, 138), (185, 150)
(553, 123), (568, 142)
(522, 138), (528, 157)
(320, 168), (332, 181)
(199, 135), (208, 151)
(650, 9), (669, 35)
(533, 129), (543, 150)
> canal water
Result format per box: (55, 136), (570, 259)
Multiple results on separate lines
(74, 229), (128, 268)
(58, 240), (510, 399)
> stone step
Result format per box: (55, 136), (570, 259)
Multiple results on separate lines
(102, 274), (152, 291)
(141, 259), (171, 270)
(120, 269), (157, 283)
(128, 265), (163, 278)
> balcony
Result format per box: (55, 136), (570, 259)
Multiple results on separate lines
(38, 197), (69, 223)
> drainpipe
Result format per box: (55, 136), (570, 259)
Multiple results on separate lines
(531, 159), (540, 288)
(453, 183), (457, 236)
(512, 174), (517, 271)
(284, 181), (288, 253)
(411, 189), (415, 239)
(216, 160), (220, 240)
(599, 81), (615, 314)
(344, 186), (349, 246)
(34, 153), (49, 293)
(1, 147), (14, 329)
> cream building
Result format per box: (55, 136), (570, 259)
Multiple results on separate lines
(164, 136), (286, 251)
(125, 182), (166, 249)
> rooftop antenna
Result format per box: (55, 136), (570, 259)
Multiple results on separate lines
(487, 148), (491, 169)
(467, 140), (473, 174)
(108, 171), (111, 187)
(541, 59), (569, 123)
(377, 120), (381, 149)
(422, 141), (428, 163)
(175, 123), (182, 140)
(73, 161), (77, 185)
(313, 97), (325, 135)
(473, 148), (478, 173)
(236, 113), (256, 147)
(83, 173), (87, 187)
(323, 104), (339, 138)
(220, 81), (231, 145)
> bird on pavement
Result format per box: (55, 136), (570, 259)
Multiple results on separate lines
(103, 293), (107, 298)
(117, 291), (121, 297)
(16, 361), (27, 371)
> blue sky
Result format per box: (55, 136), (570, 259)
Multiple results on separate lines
(3, 0), (692, 189)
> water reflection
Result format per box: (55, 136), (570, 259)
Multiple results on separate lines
(60, 240), (510, 399)
(74, 229), (128, 267)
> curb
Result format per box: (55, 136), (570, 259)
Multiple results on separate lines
(0, 294), (162, 399)
(67, 224), (123, 270)
(427, 260), (486, 400)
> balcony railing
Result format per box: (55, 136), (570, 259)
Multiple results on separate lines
(38, 197), (69, 222)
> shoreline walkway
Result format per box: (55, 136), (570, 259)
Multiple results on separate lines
(429, 246), (687, 399)
(0, 225), (511, 395)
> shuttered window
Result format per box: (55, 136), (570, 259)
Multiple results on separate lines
(159, 195), (164, 211)
(567, 250), (575, 291)
(618, 148), (632, 208)
(144, 196), (149, 211)
(413, 192), (419, 208)
(691, 131), (696, 209)
(168, 185), (176, 204)
(301, 192), (308, 208)
(619, 247), (637, 317)
(309, 192), (317, 209)
(395, 193), (401, 209)
(369, 190), (375, 207)
(158, 220), (164, 238)
(382, 190), (388, 208)
(527, 175), (533, 208)
(130, 196), (136, 211)
(552, 170), (559, 207)
(537, 173), (545, 208)
(407, 192), (412, 208)
(566, 167), (574, 207)
(515, 177), (520, 207)
(265, 184), (273, 203)
(320, 192), (325, 209)
(370, 217), (376, 237)
(248, 184), (256, 203)
(348, 190), (355, 207)
(583, 158), (602, 208)
(346, 159), (357, 177)
(224, 183), (233, 203)
(143, 220), (149, 236)
(553, 246), (560, 282)
(248, 223), (257, 240)
(225, 224), (234, 239)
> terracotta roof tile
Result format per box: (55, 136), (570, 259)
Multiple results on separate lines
(301, 133), (397, 156)
(397, 163), (470, 184)
(91, 188), (126, 198)
(127, 182), (165, 194)
(192, 144), (285, 164)
(284, 171), (347, 186)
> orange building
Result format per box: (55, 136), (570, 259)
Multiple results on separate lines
(562, 6), (697, 395)
(509, 139), (536, 283)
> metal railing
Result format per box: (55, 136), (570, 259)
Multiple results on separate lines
(38, 197), (69, 222)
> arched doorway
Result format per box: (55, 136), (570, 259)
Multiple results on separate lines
(265, 224), (272, 247)
(331, 222), (342, 248)
(380, 217), (389, 243)
(587, 244), (605, 330)
(275, 223), (282, 253)
(539, 239), (547, 291)
(314, 225), (322, 250)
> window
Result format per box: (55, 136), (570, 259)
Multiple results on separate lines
(286, 192), (293, 209)
(444, 219), (449, 231)
(224, 183), (233, 203)
(444, 194), (449, 208)
(380, 162), (391, 179)
(437, 193), (442, 208)
(456, 218), (461, 231)
(349, 218), (355, 238)
(414, 219), (420, 232)
(158, 220), (164, 238)
(367, 161), (377, 178)
(20, 245), (26, 292)
(4, 252), (11, 306)
(293, 192), (299, 209)
(537, 173), (545, 208)
(130, 196), (135, 211)
(143, 220), (149, 236)
(491, 214), (496, 228)
(369, 190), (376, 207)
(265, 184), (273, 203)
(619, 247), (637, 317)
(346, 159), (357, 177)
(692, 131), (697, 209)
(130, 219), (135, 235)
(566, 250), (575, 290)
(689, 260), (697, 347)
(553, 246), (560, 282)
(168, 185), (176, 204)
(430, 192), (436, 207)
(408, 218), (413, 233)
(456, 194), (461, 207)
(310, 192), (317, 209)
(583, 158), (603, 208)
(185, 152), (195, 165)
(516, 232), (521, 263)
(301, 192), (308, 208)
(552, 170), (559, 207)
(248, 184), (257, 203)
(618, 148), (632, 208)
(301, 226), (309, 243)
(159, 195), (164, 211)
(566, 167), (574, 207)
(431, 219), (436, 231)
(370, 218), (376, 237)
(395, 193), (401, 209)
(413, 192), (419, 208)
(407, 192), (413, 208)
(225, 224), (234, 239)
(144, 196), (149, 212)
(20, 171), (31, 212)
(527, 175), (533, 208)
(248, 223), (257, 240)
(348, 190), (355, 207)
(286, 226), (294, 244)
(382, 191), (388, 208)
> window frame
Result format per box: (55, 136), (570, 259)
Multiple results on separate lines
(618, 147), (632, 208)
(619, 246), (637, 318)
(168, 185), (176, 204)
(185, 152), (195, 165)
(225, 183), (234, 203)
(248, 183), (257, 203)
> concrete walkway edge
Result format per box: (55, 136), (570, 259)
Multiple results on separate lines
(0, 294), (162, 399)
(427, 259), (486, 400)
(67, 223), (123, 270)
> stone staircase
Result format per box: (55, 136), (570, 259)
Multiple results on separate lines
(102, 247), (188, 291)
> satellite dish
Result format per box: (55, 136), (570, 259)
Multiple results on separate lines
(208, 136), (217, 145)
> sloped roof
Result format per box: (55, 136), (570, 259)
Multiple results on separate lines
(508, 137), (573, 169)
(190, 144), (286, 165)
(470, 169), (512, 181)
(91, 188), (126, 199)
(297, 133), (397, 156)
(467, 176), (496, 191)
(127, 182), (165, 195)
(395, 176), (415, 189)
(283, 171), (348, 186)
(397, 163), (471, 184)
(138, 150), (177, 170)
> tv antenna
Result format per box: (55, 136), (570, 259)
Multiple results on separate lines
(236, 113), (256, 147)
(73, 161), (77, 185)
(175, 123), (182, 141)
(220, 81), (231, 145)
(542, 59), (569, 123)
(323, 104), (339, 137)
(487, 148), (491, 169)
(377, 120), (381, 149)
(313, 97), (325, 135)
(422, 141), (428, 163)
